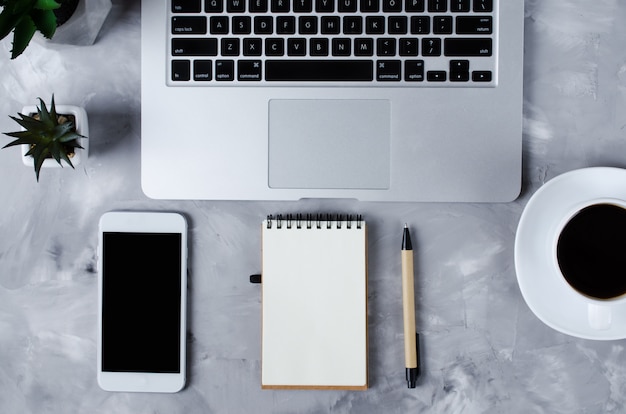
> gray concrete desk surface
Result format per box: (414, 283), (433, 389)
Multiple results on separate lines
(1, 1), (625, 413)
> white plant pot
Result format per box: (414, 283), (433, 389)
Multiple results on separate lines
(20, 105), (89, 169)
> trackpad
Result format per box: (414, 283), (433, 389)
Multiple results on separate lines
(268, 99), (391, 189)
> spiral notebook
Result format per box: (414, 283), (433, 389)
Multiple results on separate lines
(261, 214), (368, 390)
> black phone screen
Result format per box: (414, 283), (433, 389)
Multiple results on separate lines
(101, 232), (182, 373)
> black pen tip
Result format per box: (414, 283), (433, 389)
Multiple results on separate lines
(402, 225), (412, 250)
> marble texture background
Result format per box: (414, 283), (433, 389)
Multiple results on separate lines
(1, 0), (626, 413)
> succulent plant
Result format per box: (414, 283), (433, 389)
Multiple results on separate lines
(2, 95), (87, 181)
(0, 0), (60, 59)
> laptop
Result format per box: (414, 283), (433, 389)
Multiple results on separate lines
(141, 0), (524, 202)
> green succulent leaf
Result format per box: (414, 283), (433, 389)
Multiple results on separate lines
(10, 0), (39, 15)
(2, 130), (40, 145)
(52, 122), (74, 139)
(62, 138), (84, 149)
(59, 149), (75, 169)
(31, 140), (49, 181)
(34, 0), (60, 10)
(9, 114), (47, 134)
(1, 134), (38, 148)
(30, 8), (56, 39)
(59, 132), (84, 144)
(0, 5), (24, 40)
(37, 97), (54, 126)
(49, 140), (63, 163)
(49, 94), (57, 120)
(10, 15), (36, 59)
(0, 0), (58, 58)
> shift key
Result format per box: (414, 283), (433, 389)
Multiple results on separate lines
(444, 38), (492, 56)
(172, 38), (217, 56)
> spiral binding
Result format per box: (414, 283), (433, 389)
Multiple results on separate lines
(266, 214), (363, 229)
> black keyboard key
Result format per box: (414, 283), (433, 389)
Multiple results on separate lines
(377, 38), (396, 56)
(243, 38), (262, 55)
(433, 16), (452, 34)
(450, 59), (470, 82)
(173, 0), (201, 12)
(277, 16), (296, 34)
(376, 60), (401, 81)
(427, 71), (446, 81)
(428, 0), (446, 12)
(271, 0), (290, 12)
(249, 0), (268, 12)
(354, 38), (374, 56)
(310, 38), (329, 56)
(254, 16), (273, 34)
(172, 38), (218, 56)
(404, 60), (424, 81)
(450, 59), (469, 71)
(210, 16), (229, 34)
(332, 38), (351, 56)
(388, 16), (407, 35)
(205, 0), (223, 12)
(410, 16), (430, 35)
(221, 38), (240, 55)
(215, 60), (234, 80)
(294, 0), (313, 12)
(343, 16), (362, 34)
(172, 17), (207, 35)
(399, 38), (418, 56)
(472, 70), (492, 82)
(421, 38), (441, 56)
(299, 16), (318, 34)
(321, 16), (340, 34)
(405, 0), (425, 12)
(288, 38), (307, 55)
(382, 0), (402, 12)
(450, 71), (469, 81)
(444, 38), (492, 56)
(266, 38), (285, 55)
(473, 0), (492, 12)
(194, 60), (212, 80)
(309, 37), (329, 56)
(172, 60), (191, 81)
(226, 0), (245, 12)
(360, 0), (379, 12)
(238, 60), (262, 80)
(366, 16), (385, 34)
(265, 60), (373, 81)
(232, 16), (251, 34)
(450, 0), (470, 12)
(338, 0), (357, 12)
(456, 16), (492, 34)
(316, 0), (335, 12)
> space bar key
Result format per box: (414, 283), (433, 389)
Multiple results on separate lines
(265, 60), (374, 81)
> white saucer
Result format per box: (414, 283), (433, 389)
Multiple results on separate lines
(515, 167), (626, 340)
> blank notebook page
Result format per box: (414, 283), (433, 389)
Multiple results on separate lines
(261, 219), (368, 390)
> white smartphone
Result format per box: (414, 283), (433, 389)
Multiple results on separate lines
(97, 212), (187, 393)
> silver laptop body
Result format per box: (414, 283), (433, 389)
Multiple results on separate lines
(141, 0), (524, 202)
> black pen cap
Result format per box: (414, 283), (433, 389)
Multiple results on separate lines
(402, 225), (412, 250)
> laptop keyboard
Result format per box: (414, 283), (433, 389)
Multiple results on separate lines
(169, 0), (497, 85)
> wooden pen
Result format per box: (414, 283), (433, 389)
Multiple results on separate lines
(402, 224), (419, 388)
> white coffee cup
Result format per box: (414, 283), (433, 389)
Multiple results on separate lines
(552, 198), (626, 330)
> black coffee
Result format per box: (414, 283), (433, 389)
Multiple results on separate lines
(556, 203), (626, 300)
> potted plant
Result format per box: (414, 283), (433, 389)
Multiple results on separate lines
(2, 95), (88, 181)
(0, 0), (82, 59)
